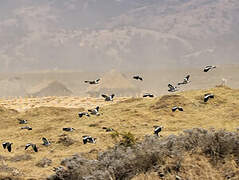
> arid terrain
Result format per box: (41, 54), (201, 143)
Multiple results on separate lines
(0, 85), (238, 179)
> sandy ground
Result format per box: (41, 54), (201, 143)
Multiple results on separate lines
(0, 86), (238, 179)
(0, 96), (128, 112)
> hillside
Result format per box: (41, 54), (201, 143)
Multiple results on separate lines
(0, 0), (239, 72)
(0, 86), (238, 179)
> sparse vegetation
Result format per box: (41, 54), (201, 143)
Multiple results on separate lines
(36, 158), (52, 168)
(48, 128), (239, 180)
(57, 134), (75, 146)
(0, 86), (238, 179)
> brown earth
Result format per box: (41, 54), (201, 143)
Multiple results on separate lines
(0, 86), (238, 179)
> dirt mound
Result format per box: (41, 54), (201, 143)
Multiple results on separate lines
(86, 69), (141, 97)
(23, 106), (81, 117)
(32, 81), (73, 97)
(0, 106), (18, 116)
(151, 95), (194, 110)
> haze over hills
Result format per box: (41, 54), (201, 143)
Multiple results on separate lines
(0, 0), (238, 72)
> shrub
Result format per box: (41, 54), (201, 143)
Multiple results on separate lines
(48, 129), (239, 180)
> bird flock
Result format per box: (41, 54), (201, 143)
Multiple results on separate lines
(2, 65), (217, 171)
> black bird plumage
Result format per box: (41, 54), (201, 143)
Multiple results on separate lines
(25, 143), (38, 152)
(153, 126), (163, 136)
(133, 76), (143, 81)
(143, 93), (154, 98)
(102, 94), (115, 101)
(82, 136), (96, 144)
(203, 65), (216, 72)
(2, 142), (13, 152)
(172, 106), (184, 112)
(204, 93), (214, 102)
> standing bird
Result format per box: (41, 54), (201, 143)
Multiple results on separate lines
(168, 84), (178, 92)
(143, 93), (154, 98)
(204, 93), (214, 102)
(25, 143), (38, 152)
(17, 118), (28, 124)
(102, 94), (115, 101)
(78, 112), (90, 118)
(154, 126), (163, 136)
(172, 106), (184, 112)
(178, 75), (190, 85)
(84, 78), (100, 84)
(42, 137), (50, 146)
(133, 75), (143, 81)
(203, 65), (216, 72)
(88, 106), (100, 116)
(82, 136), (96, 144)
(2, 142), (13, 152)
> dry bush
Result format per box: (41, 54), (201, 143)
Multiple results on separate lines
(48, 128), (239, 180)
(9, 154), (32, 162)
(35, 158), (52, 168)
(111, 131), (137, 147)
(57, 134), (75, 146)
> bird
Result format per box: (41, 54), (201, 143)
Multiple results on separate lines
(168, 84), (178, 92)
(88, 106), (100, 116)
(42, 137), (50, 146)
(178, 75), (190, 85)
(101, 94), (115, 101)
(154, 126), (163, 136)
(204, 93), (214, 102)
(102, 127), (114, 132)
(172, 106), (184, 112)
(133, 75), (143, 81)
(25, 143), (38, 152)
(17, 118), (28, 124)
(21, 126), (32, 130)
(82, 136), (96, 144)
(78, 112), (90, 118)
(84, 78), (100, 84)
(62, 127), (75, 132)
(143, 93), (154, 98)
(2, 142), (13, 152)
(203, 65), (216, 72)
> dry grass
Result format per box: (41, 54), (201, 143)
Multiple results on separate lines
(0, 86), (238, 179)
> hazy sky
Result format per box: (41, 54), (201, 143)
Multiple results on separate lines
(0, 0), (238, 72)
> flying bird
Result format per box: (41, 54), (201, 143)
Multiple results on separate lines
(203, 65), (216, 72)
(17, 118), (28, 124)
(88, 106), (100, 116)
(204, 93), (214, 102)
(178, 75), (190, 85)
(42, 137), (50, 146)
(154, 126), (163, 136)
(84, 78), (100, 84)
(172, 106), (184, 112)
(102, 94), (115, 101)
(168, 84), (178, 92)
(62, 127), (75, 132)
(25, 143), (38, 152)
(133, 75), (143, 81)
(143, 93), (154, 98)
(82, 136), (96, 144)
(78, 112), (90, 118)
(21, 126), (32, 130)
(2, 142), (13, 152)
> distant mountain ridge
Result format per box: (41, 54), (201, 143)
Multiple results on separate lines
(0, 0), (238, 72)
